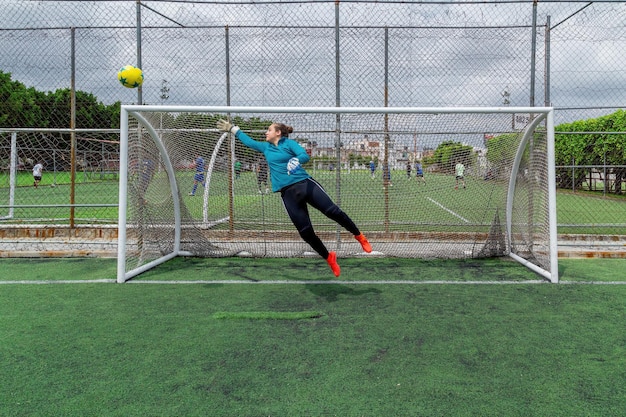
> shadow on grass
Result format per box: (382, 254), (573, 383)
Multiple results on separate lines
(304, 283), (381, 302)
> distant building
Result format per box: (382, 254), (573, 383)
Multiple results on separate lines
(302, 134), (434, 170)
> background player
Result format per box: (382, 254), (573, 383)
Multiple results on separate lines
(455, 160), (466, 189)
(415, 160), (425, 184)
(32, 161), (43, 188)
(256, 158), (269, 193)
(189, 154), (205, 196)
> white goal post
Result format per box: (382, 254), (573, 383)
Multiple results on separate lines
(117, 105), (557, 283)
(0, 132), (18, 220)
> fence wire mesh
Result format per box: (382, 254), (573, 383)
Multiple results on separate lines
(0, 0), (624, 253)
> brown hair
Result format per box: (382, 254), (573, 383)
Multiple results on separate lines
(273, 123), (294, 138)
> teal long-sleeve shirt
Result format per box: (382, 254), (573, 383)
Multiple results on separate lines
(234, 130), (311, 192)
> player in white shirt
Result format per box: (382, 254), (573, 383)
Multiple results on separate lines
(32, 162), (43, 188)
(455, 162), (466, 189)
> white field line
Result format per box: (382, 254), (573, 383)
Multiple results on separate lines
(125, 280), (626, 285)
(426, 197), (470, 223)
(0, 279), (116, 284)
(4, 279), (624, 285)
(131, 280), (551, 284)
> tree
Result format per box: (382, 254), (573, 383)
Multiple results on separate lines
(0, 72), (46, 128)
(556, 110), (626, 194)
(0, 70), (120, 130)
(428, 141), (473, 173)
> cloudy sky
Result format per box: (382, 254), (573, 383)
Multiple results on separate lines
(1, 0), (625, 134)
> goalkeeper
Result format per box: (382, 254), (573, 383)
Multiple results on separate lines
(217, 119), (372, 277)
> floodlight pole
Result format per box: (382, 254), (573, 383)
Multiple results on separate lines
(502, 87), (514, 129)
(545, 16), (551, 107)
(136, 0), (142, 105)
(529, 0), (538, 108)
(160, 79), (169, 132)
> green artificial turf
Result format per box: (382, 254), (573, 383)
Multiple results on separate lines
(0, 257), (624, 416)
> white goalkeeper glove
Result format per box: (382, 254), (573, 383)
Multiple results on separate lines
(287, 157), (301, 175)
(216, 119), (240, 134)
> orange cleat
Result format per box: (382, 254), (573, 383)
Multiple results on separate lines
(355, 233), (372, 253)
(326, 251), (341, 277)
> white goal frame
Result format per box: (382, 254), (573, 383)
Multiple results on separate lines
(118, 105), (558, 283)
(0, 132), (18, 220)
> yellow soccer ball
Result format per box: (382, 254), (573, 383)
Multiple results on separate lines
(117, 65), (144, 89)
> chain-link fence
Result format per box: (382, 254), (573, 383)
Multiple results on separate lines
(0, 129), (119, 223)
(1, 0), (625, 254)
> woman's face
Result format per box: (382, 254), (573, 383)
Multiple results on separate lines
(265, 124), (281, 143)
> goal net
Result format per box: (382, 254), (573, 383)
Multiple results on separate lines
(117, 106), (557, 283)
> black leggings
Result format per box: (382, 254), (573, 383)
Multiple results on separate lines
(280, 178), (360, 259)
